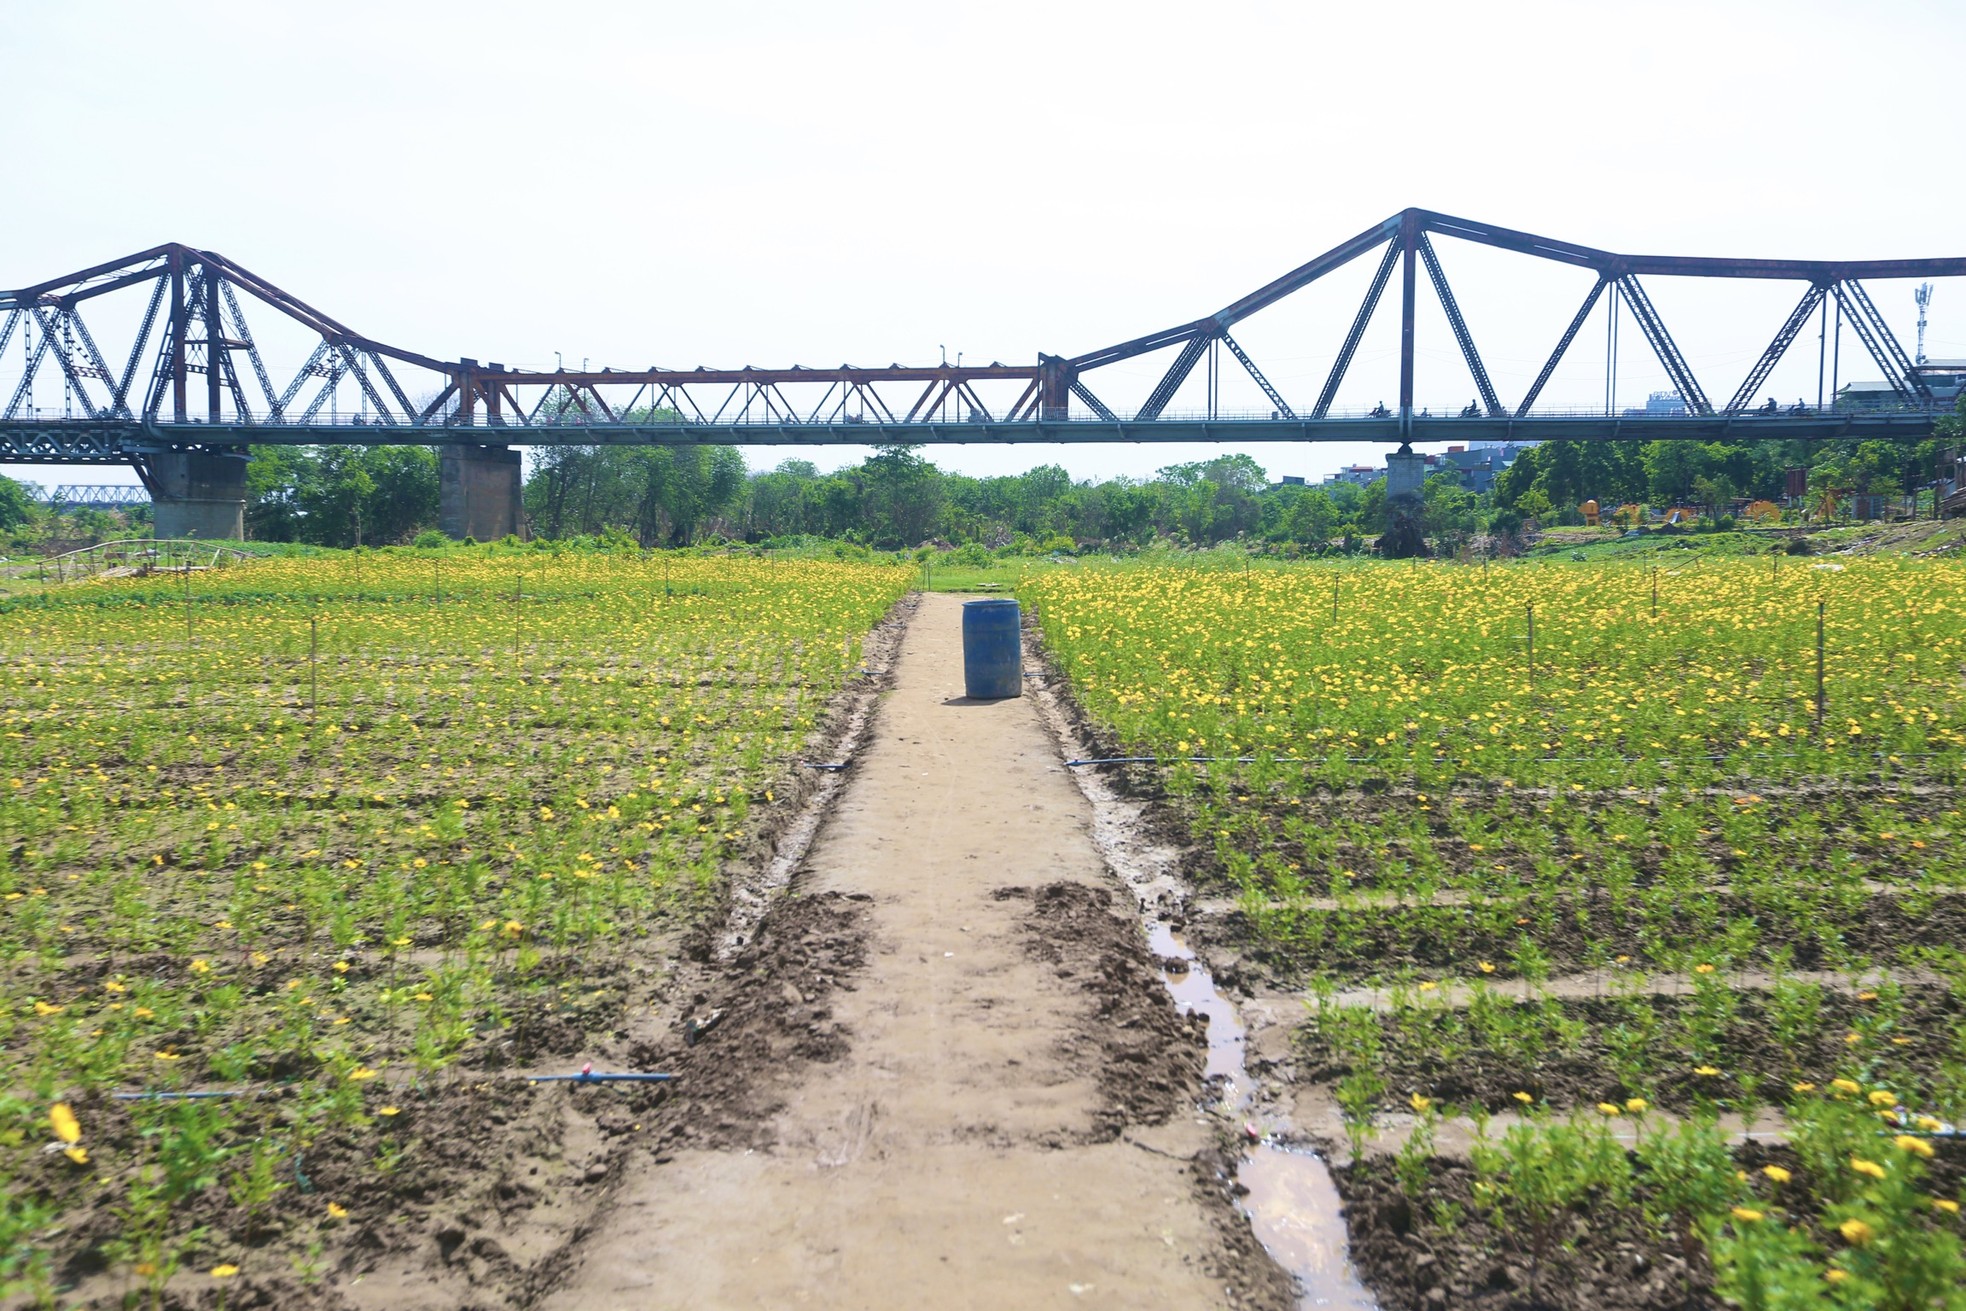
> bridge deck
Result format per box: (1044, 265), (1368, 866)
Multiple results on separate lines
(0, 411), (1946, 463)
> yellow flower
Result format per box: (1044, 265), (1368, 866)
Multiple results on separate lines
(1763, 1166), (1792, 1184)
(1409, 1093), (1432, 1114)
(1731, 1207), (1764, 1223)
(154, 1050), (181, 1062)
(1694, 963), (1716, 974)
(503, 920), (524, 938)
(1625, 1098), (1648, 1114)
(1868, 1090), (1898, 1108)
(326, 1202), (348, 1219)
(49, 1103), (80, 1145)
(1826, 1269), (1849, 1283)
(1933, 1198), (1961, 1215)
(1477, 962), (1495, 974)
(210, 1264), (240, 1278)
(1512, 1091), (1533, 1105)
(33, 1001), (63, 1016)
(333, 961), (350, 973)
(1830, 1078), (1861, 1095)
(1597, 1103), (1621, 1117)
(190, 959), (211, 975)
(1838, 1218), (1874, 1245)
(377, 1106), (401, 1117)
(1793, 1082), (1817, 1093)
(1418, 981), (1438, 992)
(1895, 1135), (1935, 1159)
(1693, 1065), (1721, 1077)
(64, 1146), (89, 1165)
(348, 1066), (378, 1081)
(1850, 1158), (1887, 1180)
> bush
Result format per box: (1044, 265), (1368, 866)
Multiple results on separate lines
(413, 530), (448, 549)
(949, 543), (992, 568)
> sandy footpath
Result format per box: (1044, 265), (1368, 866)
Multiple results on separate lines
(538, 593), (1282, 1309)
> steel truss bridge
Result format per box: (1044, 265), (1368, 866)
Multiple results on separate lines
(35, 484), (150, 508)
(2, 207), (1962, 488)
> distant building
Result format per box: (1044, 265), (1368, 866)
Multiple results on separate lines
(1837, 380), (1906, 409)
(1910, 361), (1966, 403)
(1317, 442), (1529, 494)
(1324, 463), (1384, 488)
(1437, 445), (1501, 493)
(1621, 390), (1686, 417)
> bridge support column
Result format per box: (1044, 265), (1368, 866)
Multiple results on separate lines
(440, 444), (527, 541)
(1038, 355), (1072, 421)
(1385, 448), (1426, 502)
(146, 448), (248, 541)
(1378, 447), (1430, 558)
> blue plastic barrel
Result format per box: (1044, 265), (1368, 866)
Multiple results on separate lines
(961, 597), (1022, 699)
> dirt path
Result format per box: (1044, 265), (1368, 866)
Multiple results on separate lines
(540, 593), (1287, 1310)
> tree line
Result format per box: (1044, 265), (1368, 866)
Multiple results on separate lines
(2, 399), (1957, 553)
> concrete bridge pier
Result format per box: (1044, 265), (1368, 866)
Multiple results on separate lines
(1385, 447), (1427, 502)
(439, 444), (528, 541)
(146, 448), (249, 541)
(1378, 445), (1431, 558)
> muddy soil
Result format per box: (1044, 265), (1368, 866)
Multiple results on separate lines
(1336, 1157), (1723, 1311)
(1295, 987), (1964, 1116)
(1188, 889), (1966, 988)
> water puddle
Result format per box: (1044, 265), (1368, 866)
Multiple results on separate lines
(1241, 1144), (1373, 1309)
(1146, 922), (1375, 1311)
(1028, 665), (1375, 1311)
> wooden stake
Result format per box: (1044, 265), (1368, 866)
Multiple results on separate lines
(1526, 603), (1536, 698)
(1815, 599), (1826, 728)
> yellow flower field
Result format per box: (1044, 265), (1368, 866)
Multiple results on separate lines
(0, 547), (911, 1300)
(1031, 554), (1966, 1298)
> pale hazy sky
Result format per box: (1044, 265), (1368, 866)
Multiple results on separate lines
(6, 0), (1964, 490)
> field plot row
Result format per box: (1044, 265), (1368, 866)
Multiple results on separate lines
(0, 550), (912, 1305)
(1031, 557), (1966, 1309)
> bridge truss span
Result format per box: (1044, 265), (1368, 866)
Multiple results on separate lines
(1, 210), (1962, 534)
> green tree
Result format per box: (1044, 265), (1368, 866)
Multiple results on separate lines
(0, 474), (35, 531)
(856, 445), (944, 547)
(1282, 487), (1338, 546)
